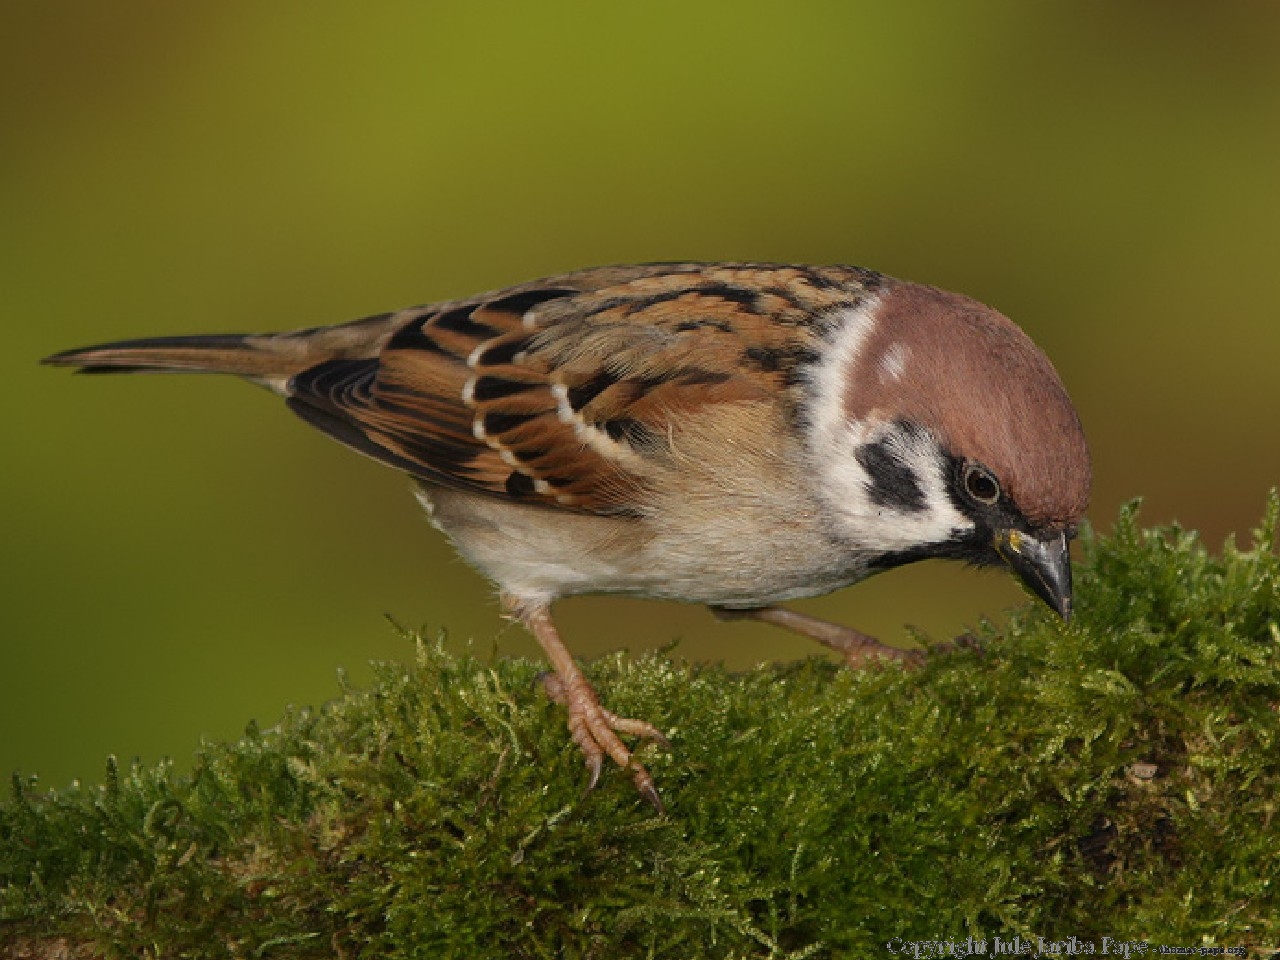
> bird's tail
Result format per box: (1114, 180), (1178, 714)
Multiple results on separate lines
(43, 333), (292, 376)
(43, 315), (399, 390)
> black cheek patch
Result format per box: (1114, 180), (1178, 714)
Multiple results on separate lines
(856, 439), (927, 513)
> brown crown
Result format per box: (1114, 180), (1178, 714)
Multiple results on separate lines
(843, 280), (1091, 526)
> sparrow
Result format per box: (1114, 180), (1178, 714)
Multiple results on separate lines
(45, 262), (1091, 811)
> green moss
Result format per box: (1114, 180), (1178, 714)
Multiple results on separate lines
(4, 498), (1279, 958)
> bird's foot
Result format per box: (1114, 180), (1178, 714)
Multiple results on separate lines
(507, 597), (670, 812)
(538, 671), (670, 812)
(711, 604), (924, 669)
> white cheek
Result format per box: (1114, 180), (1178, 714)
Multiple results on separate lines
(823, 424), (970, 552)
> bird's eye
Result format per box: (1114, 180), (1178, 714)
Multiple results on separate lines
(963, 463), (1001, 505)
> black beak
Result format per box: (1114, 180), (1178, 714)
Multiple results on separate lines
(995, 529), (1074, 620)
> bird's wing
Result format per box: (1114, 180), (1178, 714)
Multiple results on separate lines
(284, 263), (880, 515)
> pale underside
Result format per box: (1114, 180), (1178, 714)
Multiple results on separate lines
(415, 397), (874, 609)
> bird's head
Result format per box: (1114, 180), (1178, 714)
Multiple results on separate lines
(810, 279), (1091, 618)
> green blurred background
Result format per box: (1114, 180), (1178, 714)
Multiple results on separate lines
(4, 2), (1279, 788)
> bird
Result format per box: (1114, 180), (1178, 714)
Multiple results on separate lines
(44, 262), (1091, 812)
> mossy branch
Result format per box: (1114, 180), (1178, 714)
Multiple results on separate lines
(3, 497), (1279, 958)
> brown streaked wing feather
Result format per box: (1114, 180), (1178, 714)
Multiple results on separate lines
(285, 264), (878, 514)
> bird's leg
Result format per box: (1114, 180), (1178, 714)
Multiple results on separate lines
(710, 605), (924, 668)
(504, 595), (669, 812)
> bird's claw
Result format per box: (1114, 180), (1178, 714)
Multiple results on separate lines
(635, 775), (665, 815)
(584, 752), (603, 793)
(536, 671), (667, 812)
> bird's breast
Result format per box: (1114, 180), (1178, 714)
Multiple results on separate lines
(415, 482), (870, 608)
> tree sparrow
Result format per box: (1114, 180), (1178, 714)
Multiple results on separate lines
(45, 263), (1091, 811)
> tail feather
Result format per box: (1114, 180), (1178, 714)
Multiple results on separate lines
(41, 334), (281, 376)
(44, 313), (405, 387)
